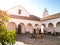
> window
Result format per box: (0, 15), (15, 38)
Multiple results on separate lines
(18, 9), (21, 14)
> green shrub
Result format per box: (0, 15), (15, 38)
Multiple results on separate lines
(0, 10), (16, 45)
(0, 25), (16, 45)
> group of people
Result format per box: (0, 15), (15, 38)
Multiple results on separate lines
(31, 28), (44, 39)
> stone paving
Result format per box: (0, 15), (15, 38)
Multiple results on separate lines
(15, 34), (60, 45)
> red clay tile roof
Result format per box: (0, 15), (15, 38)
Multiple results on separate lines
(40, 13), (60, 21)
(10, 14), (40, 21)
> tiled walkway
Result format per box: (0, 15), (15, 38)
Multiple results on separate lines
(15, 34), (60, 45)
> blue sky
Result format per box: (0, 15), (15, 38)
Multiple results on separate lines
(0, 0), (60, 18)
(26, 0), (60, 17)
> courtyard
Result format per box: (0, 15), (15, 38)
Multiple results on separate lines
(15, 34), (60, 45)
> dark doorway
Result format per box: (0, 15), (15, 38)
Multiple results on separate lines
(18, 24), (21, 34)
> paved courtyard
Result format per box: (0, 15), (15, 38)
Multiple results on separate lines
(15, 34), (60, 45)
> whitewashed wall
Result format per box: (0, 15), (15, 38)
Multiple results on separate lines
(41, 18), (60, 32)
(8, 5), (30, 17)
(7, 18), (41, 33)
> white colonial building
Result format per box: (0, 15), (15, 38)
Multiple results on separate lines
(7, 5), (40, 34)
(6, 5), (60, 35)
(40, 8), (60, 35)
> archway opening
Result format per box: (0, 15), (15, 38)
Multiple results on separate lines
(34, 24), (39, 29)
(34, 24), (39, 34)
(42, 24), (47, 34)
(7, 22), (16, 31)
(55, 22), (60, 35)
(18, 23), (26, 34)
(18, 24), (21, 34)
(48, 23), (54, 34)
(26, 23), (33, 34)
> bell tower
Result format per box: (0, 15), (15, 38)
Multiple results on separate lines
(43, 8), (49, 17)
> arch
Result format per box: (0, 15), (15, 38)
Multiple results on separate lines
(7, 22), (17, 31)
(55, 22), (60, 32)
(42, 24), (46, 27)
(48, 23), (54, 26)
(34, 24), (39, 29)
(41, 24), (47, 34)
(20, 23), (25, 25)
(18, 23), (26, 34)
(48, 23), (54, 34)
(41, 24), (46, 29)
(35, 24), (39, 26)
(26, 23), (33, 33)
(56, 22), (60, 26)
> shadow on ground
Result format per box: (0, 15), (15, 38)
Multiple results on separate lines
(15, 34), (60, 45)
